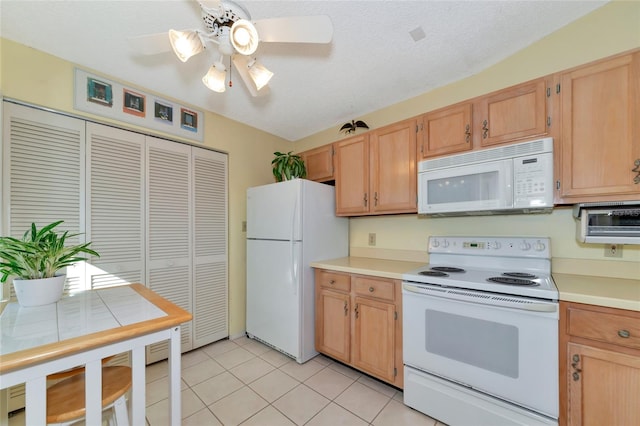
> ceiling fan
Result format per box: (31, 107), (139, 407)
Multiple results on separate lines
(128, 0), (333, 96)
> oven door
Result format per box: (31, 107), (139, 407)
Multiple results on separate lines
(402, 283), (558, 418)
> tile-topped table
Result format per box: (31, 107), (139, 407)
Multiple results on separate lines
(0, 284), (191, 425)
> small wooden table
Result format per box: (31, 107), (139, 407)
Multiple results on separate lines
(0, 284), (192, 425)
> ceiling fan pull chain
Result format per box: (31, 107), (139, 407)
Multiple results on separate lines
(229, 55), (233, 87)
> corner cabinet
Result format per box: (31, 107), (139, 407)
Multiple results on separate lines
(559, 301), (640, 426)
(315, 269), (403, 388)
(299, 143), (335, 182)
(335, 119), (417, 216)
(557, 51), (640, 203)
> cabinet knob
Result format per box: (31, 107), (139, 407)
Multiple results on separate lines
(329, 279), (335, 285)
(618, 329), (631, 338)
(369, 286), (374, 293)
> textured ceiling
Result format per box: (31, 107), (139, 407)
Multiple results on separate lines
(0, 1), (607, 141)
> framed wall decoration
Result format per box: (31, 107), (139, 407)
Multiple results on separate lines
(74, 68), (204, 142)
(180, 108), (198, 132)
(87, 78), (113, 106)
(123, 89), (145, 117)
(154, 100), (173, 124)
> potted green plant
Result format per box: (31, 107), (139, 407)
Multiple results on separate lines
(0, 220), (100, 307)
(272, 151), (307, 182)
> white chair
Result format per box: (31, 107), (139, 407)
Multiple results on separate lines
(46, 365), (132, 426)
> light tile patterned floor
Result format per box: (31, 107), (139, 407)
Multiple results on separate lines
(147, 336), (445, 426)
(7, 336), (446, 426)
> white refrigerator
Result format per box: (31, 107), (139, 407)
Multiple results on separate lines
(246, 179), (348, 363)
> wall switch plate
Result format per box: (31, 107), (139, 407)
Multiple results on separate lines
(368, 233), (376, 246)
(604, 244), (623, 258)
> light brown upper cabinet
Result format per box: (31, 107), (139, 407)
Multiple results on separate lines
(335, 119), (417, 216)
(557, 51), (640, 203)
(299, 143), (335, 182)
(419, 102), (473, 160)
(476, 78), (550, 148)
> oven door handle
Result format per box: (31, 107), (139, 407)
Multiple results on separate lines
(402, 283), (558, 313)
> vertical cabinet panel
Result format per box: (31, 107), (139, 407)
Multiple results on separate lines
(2, 102), (86, 294)
(192, 147), (228, 347)
(146, 137), (193, 360)
(370, 119), (417, 213)
(335, 134), (370, 215)
(559, 52), (640, 202)
(86, 123), (145, 289)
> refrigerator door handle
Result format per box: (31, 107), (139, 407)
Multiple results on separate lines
(290, 188), (298, 295)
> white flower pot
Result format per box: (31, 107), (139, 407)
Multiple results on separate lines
(13, 275), (66, 307)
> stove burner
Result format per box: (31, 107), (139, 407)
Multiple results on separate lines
(487, 277), (540, 286)
(431, 266), (465, 273)
(502, 272), (538, 279)
(419, 270), (449, 277)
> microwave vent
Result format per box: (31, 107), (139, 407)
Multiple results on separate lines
(420, 137), (553, 172)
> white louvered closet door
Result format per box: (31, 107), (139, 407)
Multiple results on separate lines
(146, 136), (193, 362)
(192, 147), (228, 347)
(2, 102), (86, 296)
(86, 123), (145, 289)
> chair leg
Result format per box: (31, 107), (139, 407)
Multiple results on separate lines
(111, 395), (129, 426)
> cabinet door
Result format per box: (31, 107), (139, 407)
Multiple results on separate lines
(192, 147), (228, 347)
(146, 136), (193, 361)
(559, 53), (640, 202)
(300, 144), (334, 182)
(478, 78), (548, 147)
(316, 289), (350, 363)
(352, 296), (396, 383)
(420, 103), (473, 159)
(370, 119), (417, 214)
(335, 134), (370, 216)
(2, 102), (86, 295)
(86, 123), (145, 289)
(567, 343), (640, 426)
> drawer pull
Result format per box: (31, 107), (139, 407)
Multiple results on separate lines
(329, 279), (335, 285)
(618, 329), (631, 338)
(368, 286), (374, 293)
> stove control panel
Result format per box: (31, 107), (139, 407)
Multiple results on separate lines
(429, 236), (550, 258)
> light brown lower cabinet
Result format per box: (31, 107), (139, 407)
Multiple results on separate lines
(315, 269), (403, 388)
(560, 301), (640, 426)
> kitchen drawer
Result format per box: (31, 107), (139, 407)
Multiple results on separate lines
(317, 270), (351, 292)
(353, 276), (395, 301)
(568, 306), (640, 350)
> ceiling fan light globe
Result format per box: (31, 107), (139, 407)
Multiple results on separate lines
(230, 19), (259, 55)
(169, 29), (205, 62)
(202, 63), (226, 93)
(247, 59), (273, 91)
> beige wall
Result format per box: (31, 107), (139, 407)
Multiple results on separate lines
(0, 38), (291, 336)
(295, 0), (640, 276)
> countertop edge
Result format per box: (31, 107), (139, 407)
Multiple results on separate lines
(312, 258), (640, 313)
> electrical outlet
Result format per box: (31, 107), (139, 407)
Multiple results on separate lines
(604, 244), (623, 258)
(368, 233), (376, 246)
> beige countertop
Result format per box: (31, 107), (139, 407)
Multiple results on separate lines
(311, 257), (640, 312)
(310, 257), (423, 280)
(553, 273), (640, 312)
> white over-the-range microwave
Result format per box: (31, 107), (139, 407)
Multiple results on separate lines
(418, 137), (554, 216)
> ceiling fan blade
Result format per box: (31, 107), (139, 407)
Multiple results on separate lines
(127, 32), (171, 55)
(253, 15), (333, 44)
(232, 55), (269, 97)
